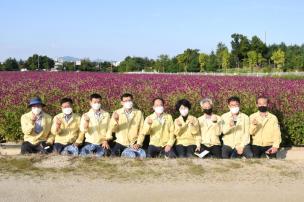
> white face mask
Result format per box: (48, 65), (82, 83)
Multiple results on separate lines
(32, 107), (42, 115)
(230, 107), (240, 114)
(154, 106), (164, 114)
(62, 107), (73, 115)
(179, 108), (189, 117)
(91, 103), (101, 111)
(123, 101), (133, 109)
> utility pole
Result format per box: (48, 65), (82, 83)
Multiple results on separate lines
(37, 55), (40, 69)
(264, 32), (267, 45)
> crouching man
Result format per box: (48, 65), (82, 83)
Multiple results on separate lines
(250, 96), (281, 158)
(20, 97), (52, 154)
(221, 96), (253, 159)
(47, 98), (82, 156)
(79, 93), (111, 157)
(137, 97), (176, 158)
(107, 93), (146, 158)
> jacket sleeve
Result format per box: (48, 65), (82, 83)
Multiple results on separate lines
(221, 117), (235, 135)
(174, 119), (187, 136)
(241, 116), (250, 148)
(48, 116), (60, 144)
(135, 112), (145, 145)
(249, 115), (260, 135)
(272, 117), (282, 148)
(137, 117), (150, 146)
(191, 118), (201, 147)
(167, 116), (176, 146)
(21, 115), (35, 136)
(79, 114), (89, 133)
(106, 113), (119, 140)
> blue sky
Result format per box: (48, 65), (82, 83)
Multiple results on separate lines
(0, 0), (303, 62)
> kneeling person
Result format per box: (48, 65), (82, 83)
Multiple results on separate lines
(47, 98), (82, 156)
(107, 93), (146, 158)
(250, 96), (281, 158)
(79, 93), (111, 157)
(138, 98), (175, 158)
(221, 96), (252, 159)
(198, 98), (222, 158)
(173, 99), (201, 158)
(21, 97), (52, 154)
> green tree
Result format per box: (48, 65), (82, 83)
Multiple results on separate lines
(247, 50), (258, 71)
(198, 53), (208, 72)
(176, 49), (200, 72)
(221, 49), (230, 72)
(166, 57), (182, 72)
(78, 59), (95, 71)
(271, 49), (285, 68)
(231, 33), (251, 68)
(215, 42), (230, 71)
(154, 54), (171, 72)
(250, 35), (267, 56)
(118, 56), (154, 72)
(2, 58), (19, 71)
(25, 54), (54, 70)
(205, 51), (218, 71)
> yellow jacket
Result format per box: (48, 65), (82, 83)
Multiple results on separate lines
(107, 108), (144, 146)
(48, 113), (82, 145)
(221, 112), (250, 149)
(78, 109), (110, 145)
(249, 112), (281, 148)
(21, 111), (52, 145)
(137, 112), (175, 147)
(174, 115), (201, 147)
(198, 114), (222, 147)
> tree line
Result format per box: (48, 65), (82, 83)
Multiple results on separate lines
(1, 33), (304, 72)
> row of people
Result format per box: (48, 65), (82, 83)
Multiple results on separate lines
(20, 93), (281, 158)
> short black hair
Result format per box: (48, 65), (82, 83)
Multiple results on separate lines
(256, 95), (269, 104)
(227, 96), (240, 104)
(60, 97), (73, 105)
(120, 93), (133, 101)
(153, 97), (165, 105)
(175, 99), (191, 111)
(90, 93), (102, 100)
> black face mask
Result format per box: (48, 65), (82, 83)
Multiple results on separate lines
(203, 108), (213, 115)
(258, 106), (268, 112)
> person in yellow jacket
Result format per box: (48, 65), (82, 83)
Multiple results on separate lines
(197, 98), (222, 158)
(20, 97), (52, 154)
(173, 99), (200, 158)
(249, 96), (281, 158)
(47, 98), (82, 156)
(107, 93), (145, 158)
(221, 96), (253, 159)
(79, 93), (111, 157)
(137, 97), (176, 158)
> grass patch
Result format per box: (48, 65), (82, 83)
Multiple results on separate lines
(0, 156), (302, 182)
(187, 164), (205, 176)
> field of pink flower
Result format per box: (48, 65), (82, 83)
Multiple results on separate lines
(0, 71), (303, 145)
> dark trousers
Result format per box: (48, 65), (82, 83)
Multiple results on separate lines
(251, 145), (276, 158)
(21, 141), (50, 154)
(111, 142), (127, 157)
(147, 145), (176, 158)
(80, 142), (111, 156)
(53, 143), (68, 153)
(174, 144), (196, 158)
(222, 144), (253, 159)
(200, 144), (222, 158)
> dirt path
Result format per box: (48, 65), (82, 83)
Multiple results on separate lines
(0, 178), (303, 202)
(0, 156), (304, 202)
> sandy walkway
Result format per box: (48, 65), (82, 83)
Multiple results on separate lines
(0, 156), (303, 202)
